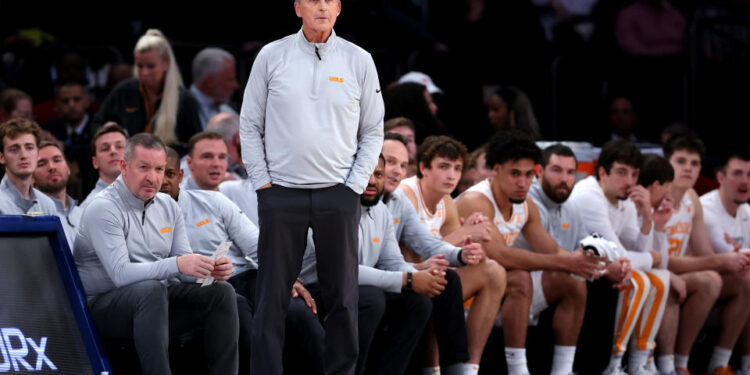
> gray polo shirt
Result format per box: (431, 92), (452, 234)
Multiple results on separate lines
(240, 28), (384, 194)
(50, 194), (82, 250)
(515, 180), (588, 252)
(80, 178), (111, 209)
(74, 176), (191, 301)
(0, 175), (56, 215)
(384, 189), (462, 266)
(177, 189), (258, 276)
(300, 201), (415, 293)
(219, 179), (258, 226)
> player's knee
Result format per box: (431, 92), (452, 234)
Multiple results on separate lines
(553, 271), (587, 302)
(483, 259), (507, 290)
(701, 270), (723, 299)
(506, 270), (532, 300)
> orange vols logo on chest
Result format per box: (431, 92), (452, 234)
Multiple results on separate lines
(372, 238), (380, 243)
(197, 218), (210, 227)
(329, 76), (344, 83)
(160, 227), (172, 234)
(562, 223), (570, 230)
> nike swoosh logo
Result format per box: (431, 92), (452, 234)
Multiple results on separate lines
(376, 89), (381, 93)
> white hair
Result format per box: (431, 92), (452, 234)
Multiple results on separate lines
(192, 48), (235, 84)
(207, 113), (239, 143)
(133, 29), (183, 146)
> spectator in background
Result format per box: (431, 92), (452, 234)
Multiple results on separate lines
(398, 71), (443, 96)
(608, 95), (640, 143)
(43, 82), (96, 196)
(487, 86), (541, 140)
(384, 82), (443, 144)
(0, 88), (33, 123)
(93, 29), (201, 148)
(385, 117), (418, 177)
(616, 0), (686, 56)
(660, 122), (692, 145)
(191, 48), (239, 128)
(457, 144), (495, 195)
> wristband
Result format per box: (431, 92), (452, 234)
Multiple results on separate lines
(404, 272), (413, 291)
(457, 248), (467, 266)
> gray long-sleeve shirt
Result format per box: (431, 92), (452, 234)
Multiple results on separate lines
(0, 175), (56, 215)
(240, 28), (384, 194)
(74, 176), (191, 300)
(515, 180), (588, 252)
(300, 201), (415, 293)
(219, 179), (258, 225)
(177, 189), (259, 276)
(384, 189), (462, 266)
(50, 194), (82, 251)
(79, 178), (110, 209)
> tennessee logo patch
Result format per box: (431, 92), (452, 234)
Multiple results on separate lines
(160, 227), (172, 234)
(197, 219), (210, 227)
(372, 237), (380, 243)
(125, 107), (138, 113)
(561, 223), (570, 230)
(329, 76), (344, 83)
(394, 218), (400, 224)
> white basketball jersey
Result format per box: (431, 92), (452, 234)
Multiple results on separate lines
(400, 176), (446, 238)
(463, 179), (528, 246)
(664, 194), (694, 257)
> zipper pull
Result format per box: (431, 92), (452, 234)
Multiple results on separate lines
(315, 46), (321, 61)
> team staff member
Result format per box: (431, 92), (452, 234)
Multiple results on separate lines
(33, 141), (82, 247)
(0, 119), (56, 215)
(240, 0), (384, 373)
(74, 134), (238, 375)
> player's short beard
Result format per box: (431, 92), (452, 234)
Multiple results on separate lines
(509, 197), (525, 204)
(541, 177), (572, 204)
(35, 178), (67, 196)
(360, 185), (384, 207)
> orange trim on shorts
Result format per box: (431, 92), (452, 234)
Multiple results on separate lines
(463, 296), (476, 308)
(637, 272), (665, 350)
(614, 271), (646, 352)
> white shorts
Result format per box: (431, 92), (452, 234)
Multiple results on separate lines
(495, 270), (550, 327)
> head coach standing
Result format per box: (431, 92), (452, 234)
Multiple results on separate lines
(239, 1), (385, 374)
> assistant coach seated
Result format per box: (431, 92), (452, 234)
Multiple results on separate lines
(73, 133), (239, 375)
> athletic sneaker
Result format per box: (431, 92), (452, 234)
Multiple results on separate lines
(708, 366), (735, 375)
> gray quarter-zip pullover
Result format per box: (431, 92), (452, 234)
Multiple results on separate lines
(240, 28), (384, 194)
(177, 189), (259, 276)
(0, 174), (56, 215)
(74, 176), (191, 300)
(300, 201), (415, 292)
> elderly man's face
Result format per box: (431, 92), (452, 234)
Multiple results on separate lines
(295, 0), (340, 39)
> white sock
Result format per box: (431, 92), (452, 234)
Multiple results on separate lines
(608, 352), (625, 370)
(463, 363), (480, 375)
(505, 347), (529, 375)
(629, 349), (650, 372)
(421, 367), (441, 375)
(657, 354), (675, 374)
(741, 355), (750, 373)
(708, 347), (732, 373)
(675, 355), (689, 370)
(551, 345), (576, 375)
